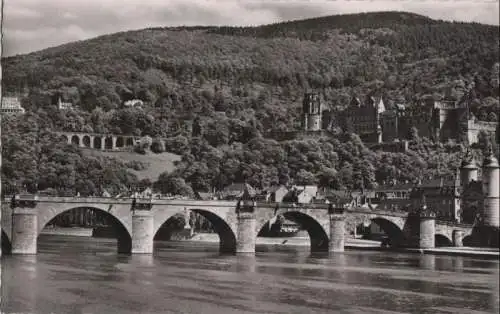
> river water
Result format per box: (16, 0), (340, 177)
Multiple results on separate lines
(1, 235), (499, 314)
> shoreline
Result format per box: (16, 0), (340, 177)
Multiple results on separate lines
(39, 228), (500, 259)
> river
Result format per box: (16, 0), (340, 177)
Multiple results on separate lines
(1, 235), (499, 314)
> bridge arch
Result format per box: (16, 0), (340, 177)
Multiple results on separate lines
(463, 234), (474, 246)
(82, 135), (91, 148)
(154, 208), (237, 253)
(435, 234), (453, 247)
(257, 211), (329, 252)
(71, 135), (80, 146)
(126, 138), (134, 147)
(116, 137), (124, 148)
(39, 205), (132, 254)
(104, 137), (113, 150)
(60, 134), (69, 143)
(93, 136), (102, 149)
(2, 228), (12, 254)
(369, 217), (405, 247)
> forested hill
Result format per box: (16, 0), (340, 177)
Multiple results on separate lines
(1, 11), (499, 196)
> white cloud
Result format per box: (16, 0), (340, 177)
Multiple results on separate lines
(2, 0), (499, 57)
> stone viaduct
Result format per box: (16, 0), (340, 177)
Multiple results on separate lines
(57, 132), (165, 151)
(1, 195), (474, 255)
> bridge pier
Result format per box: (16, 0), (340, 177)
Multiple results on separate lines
(11, 208), (38, 254)
(236, 212), (256, 254)
(329, 205), (345, 252)
(419, 212), (436, 249)
(453, 230), (464, 247)
(131, 210), (154, 254)
(236, 193), (256, 254)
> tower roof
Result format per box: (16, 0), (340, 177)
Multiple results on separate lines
(483, 147), (499, 168)
(460, 148), (478, 169)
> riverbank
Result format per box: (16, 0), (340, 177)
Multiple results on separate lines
(40, 227), (93, 237)
(403, 247), (500, 259)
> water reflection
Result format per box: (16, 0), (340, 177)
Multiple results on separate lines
(235, 255), (256, 273)
(1, 236), (499, 314)
(3, 255), (39, 313)
(490, 271), (500, 313)
(419, 254), (436, 270)
(453, 257), (464, 272)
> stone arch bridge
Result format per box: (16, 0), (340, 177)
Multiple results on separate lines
(1, 196), (473, 255)
(57, 132), (168, 151)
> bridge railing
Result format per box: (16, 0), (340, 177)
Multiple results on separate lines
(435, 219), (473, 228)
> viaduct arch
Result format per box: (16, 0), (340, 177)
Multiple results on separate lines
(56, 132), (171, 151)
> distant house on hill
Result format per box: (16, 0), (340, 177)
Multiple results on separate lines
(1, 97), (25, 114)
(194, 191), (217, 201)
(134, 187), (154, 198)
(282, 186), (317, 204)
(123, 99), (144, 108)
(57, 97), (74, 110)
(316, 189), (354, 206)
(221, 183), (257, 200)
(256, 185), (289, 203)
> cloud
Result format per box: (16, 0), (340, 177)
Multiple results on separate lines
(2, 0), (499, 57)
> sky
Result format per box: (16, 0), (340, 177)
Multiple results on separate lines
(2, 0), (499, 57)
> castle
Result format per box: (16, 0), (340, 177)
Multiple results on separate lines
(338, 95), (386, 143)
(380, 95), (498, 144)
(301, 92), (323, 132)
(298, 91), (498, 145)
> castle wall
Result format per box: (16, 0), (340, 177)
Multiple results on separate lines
(466, 120), (497, 144)
(306, 114), (322, 131)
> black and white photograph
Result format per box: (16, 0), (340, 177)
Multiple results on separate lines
(0, 0), (499, 313)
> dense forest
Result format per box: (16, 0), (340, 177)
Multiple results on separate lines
(1, 11), (499, 196)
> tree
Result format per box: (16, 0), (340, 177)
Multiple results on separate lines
(317, 167), (339, 188)
(488, 112), (497, 122)
(154, 173), (194, 197)
(151, 139), (165, 153)
(409, 126), (420, 141)
(295, 169), (317, 185)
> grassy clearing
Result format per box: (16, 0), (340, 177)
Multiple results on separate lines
(83, 149), (181, 181)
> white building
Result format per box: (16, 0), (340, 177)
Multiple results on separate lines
(58, 97), (74, 110)
(1, 97), (25, 114)
(123, 99), (144, 108)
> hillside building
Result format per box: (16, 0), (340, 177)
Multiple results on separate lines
(123, 99), (144, 108)
(267, 91), (496, 147)
(57, 97), (74, 110)
(1, 97), (25, 115)
(302, 93), (322, 131)
(380, 93), (497, 144)
(408, 148), (500, 232)
(338, 95), (386, 144)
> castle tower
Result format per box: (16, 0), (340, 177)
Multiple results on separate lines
(481, 149), (500, 228)
(302, 93), (322, 132)
(460, 149), (478, 190)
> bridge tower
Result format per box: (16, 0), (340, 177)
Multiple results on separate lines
(476, 149), (500, 247)
(302, 92), (322, 132)
(482, 149), (500, 228)
(460, 149), (478, 189)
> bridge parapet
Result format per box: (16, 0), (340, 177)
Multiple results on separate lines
(12, 194), (39, 209)
(131, 198), (153, 211)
